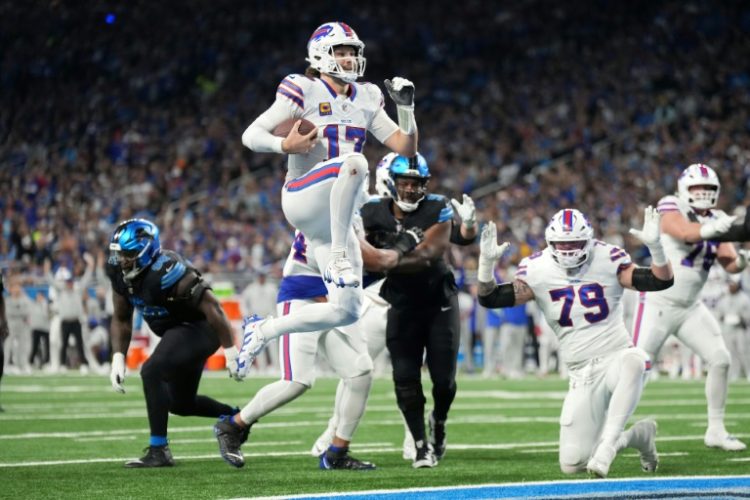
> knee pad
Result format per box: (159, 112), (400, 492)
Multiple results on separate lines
(394, 380), (425, 413)
(432, 379), (457, 399)
(706, 346), (731, 369)
(559, 444), (587, 474)
(139, 357), (162, 382)
(341, 153), (368, 180)
(329, 303), (359, 328)
(343, 371), (372, 393)
(621, 349), (649, 377)
(353, 352), (374, 376)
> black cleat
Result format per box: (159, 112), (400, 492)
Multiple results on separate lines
(319, 448), (376, 470)
(412, 441), (437, 469)
(124, 445), (175, 468)
(428, 412), (446, 460)
(214, 415), (245, 468)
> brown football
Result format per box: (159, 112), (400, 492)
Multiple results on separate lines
(272, 118), (317, 137)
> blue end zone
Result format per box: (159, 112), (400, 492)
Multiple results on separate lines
(283, 476), (750, 500)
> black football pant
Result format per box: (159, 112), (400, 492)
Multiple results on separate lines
(60, 319), (88, 366)
(141, 321), (234, 438)
(29, 329), (50, 365)
(386, 294), (460, 444)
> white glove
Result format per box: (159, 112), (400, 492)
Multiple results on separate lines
(629, 206), (667, 266)
(451, 194), (476, 229)
(699, 213), (737, 240)
(735, 249), (750, 271)
(478, 222), (509, 282)
(110, 352), (126, 394)
(224, 345), (242, 382)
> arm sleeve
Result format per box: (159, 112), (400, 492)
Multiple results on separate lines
(449, 220), (476, 246)
(631, 267), (674, 291)
(478, 282), (516, 308)
(241, 99), (297, 154)
(709, 223), (750, 242)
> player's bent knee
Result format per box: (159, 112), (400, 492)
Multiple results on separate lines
(341, 153), (368, 178)
(139, 357), (164, 381)
(559, 445), (587, 474)
(559, 462), (585, 474)
(353, 352), (373, 375)
(330, 304), (360, 328)
(394, 380), (425, 412)
(622, 351), (647, 377)
(706, 347), (731, 368)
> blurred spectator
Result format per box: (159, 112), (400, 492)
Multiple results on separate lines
(28, 290), (50, 369)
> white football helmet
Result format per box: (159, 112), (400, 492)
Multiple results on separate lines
(375, 152), (398, 198)
(306, 22), (366, 83)
(545, 208), (594, 269)
(677, 163), (720, 210)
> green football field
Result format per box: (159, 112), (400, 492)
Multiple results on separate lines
(1, 373), (748, 499)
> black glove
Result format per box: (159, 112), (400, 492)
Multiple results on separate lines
(384, 77), (415, 107)
(392, 227), (424, 256)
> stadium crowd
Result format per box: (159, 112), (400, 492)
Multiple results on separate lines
(1, 1), (750, 375)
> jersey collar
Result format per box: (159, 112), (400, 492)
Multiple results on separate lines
(319, 77), (357, 101)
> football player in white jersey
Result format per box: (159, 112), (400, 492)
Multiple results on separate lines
(632, 163), (749, 451)
(238, 21), (418, 370)
(214, 218), (423, 469)
(478, 207), (674, 478)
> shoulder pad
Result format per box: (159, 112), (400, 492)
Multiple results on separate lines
(656, 195), (681, 214)
(277, 74), (307, 109)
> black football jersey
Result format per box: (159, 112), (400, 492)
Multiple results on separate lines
(360, 195), (457, 308)
(105, 250), (207, 336)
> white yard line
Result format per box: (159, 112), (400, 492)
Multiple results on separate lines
(0, 436), (746, 468)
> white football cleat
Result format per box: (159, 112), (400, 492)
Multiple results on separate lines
(311, 418), (336, 457)
(402, 431), (416, 461)
(704, 430), (747, 451)
(629, 419), (658, 472)
(236, 315), (269, 378)
(323, 257), (360, 288)
(586, 442), (617, 478)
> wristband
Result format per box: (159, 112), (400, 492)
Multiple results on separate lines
(648, 243), (668, 267)
(477, 257), (495, 283)
(396, 105), (417, 135)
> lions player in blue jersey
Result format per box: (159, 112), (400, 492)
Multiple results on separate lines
(106, 219), (242, 467)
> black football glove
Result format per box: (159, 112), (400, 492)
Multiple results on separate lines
(392, 227), (424, 256)
(384, 77), (415, 108)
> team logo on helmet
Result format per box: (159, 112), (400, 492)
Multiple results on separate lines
(545, 209), (594, 269)
(677, 163), (720, 210)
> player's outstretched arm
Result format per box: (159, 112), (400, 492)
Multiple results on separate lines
(622, 206), (674, 291)
(661, 209), (736, 243)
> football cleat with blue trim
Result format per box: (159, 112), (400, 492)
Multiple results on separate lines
(323, 257), (360, 288)
(319, 448), (375, 470)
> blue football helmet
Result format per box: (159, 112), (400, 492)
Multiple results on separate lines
(109, 219), (161, 280)
(388, 153), (431, 212)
